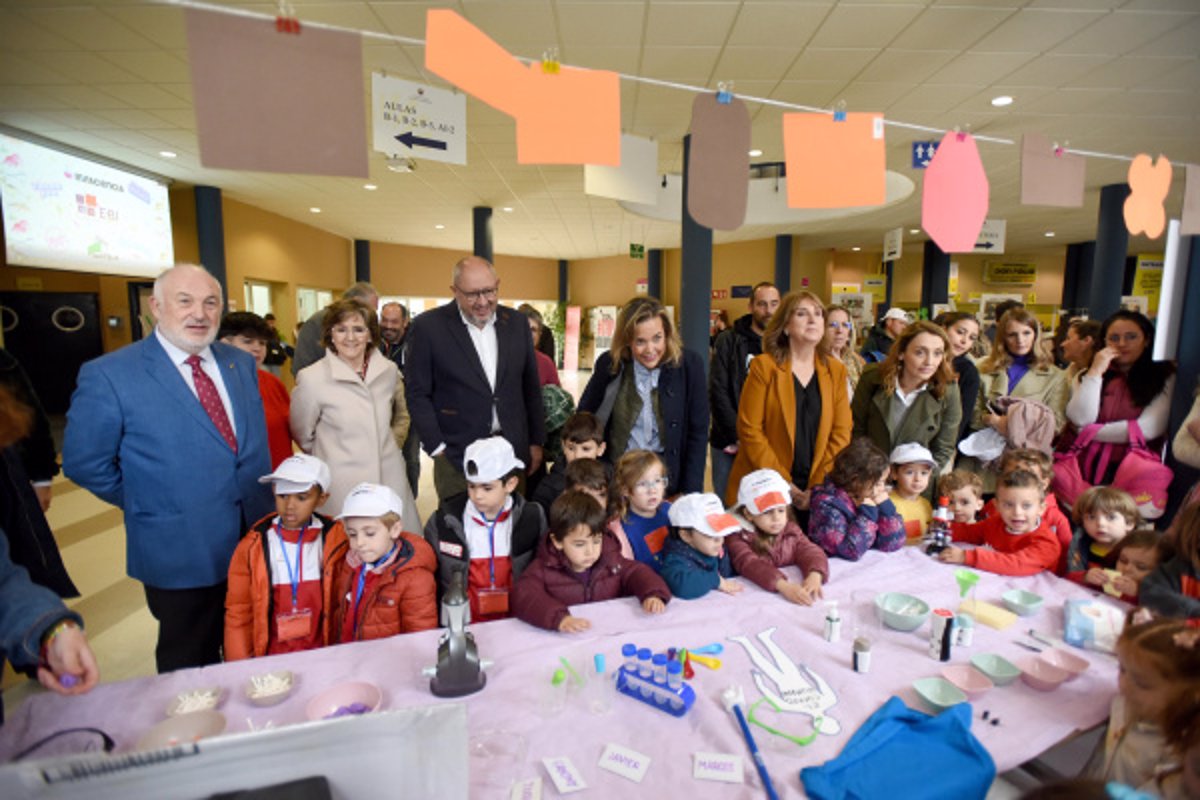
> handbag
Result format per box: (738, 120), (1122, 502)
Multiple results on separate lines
(1111, 420), (1173, 520)
(1051, 423), (1101, 510)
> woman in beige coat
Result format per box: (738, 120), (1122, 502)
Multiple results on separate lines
(290, 299), (420, 533)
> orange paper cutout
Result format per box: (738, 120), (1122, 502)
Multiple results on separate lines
(783, 112), (886, 208)
(922, 132), (989, 253)
(1124, 154), (1172, 239)
(425, 10), (619, 166)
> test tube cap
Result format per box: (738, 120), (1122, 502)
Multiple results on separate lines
(667, 660), (683, 675)
(652, 654), (668, 666)
(637, 647), (652, 660)
(622, 643), (637, 657)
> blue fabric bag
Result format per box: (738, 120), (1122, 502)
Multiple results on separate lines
(800, 696), (995, 800)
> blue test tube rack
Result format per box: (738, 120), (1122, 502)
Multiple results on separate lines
(615, 650), (696, 717)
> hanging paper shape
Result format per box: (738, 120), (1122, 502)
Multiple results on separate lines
(1183, 164), (1200, 237)
(184, 8), (368, 177)
(728, 627), (841, 735)
(922, 132), (989, 253)
(687, 93), (750, 230)
(585, 134), (659, 204)
(424, 9), (619, 166)
(1124, 154), (1172, 239)
(1020, 133), (1085, 208)
(782, 112), (886, 209)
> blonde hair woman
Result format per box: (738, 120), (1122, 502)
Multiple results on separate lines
(577, 297), (708, 495)
(726, 291), (852, 510)
(824, 304), (866, 396)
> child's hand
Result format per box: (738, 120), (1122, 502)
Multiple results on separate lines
(938, 547), (966, 565)
(802, 572), (824, 600)
(1085, 567), (1108, 586)
(778, 581), (814, 606)
(1110, 574), (1138, 597)
(718, 577), (744, 595)
(558, 615), (591, 633)
(641, 597), (666, 614)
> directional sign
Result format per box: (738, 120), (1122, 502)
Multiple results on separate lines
(972, 219), (1007, 254)
(372, 73), (466, 165)
(883, 227), (903, 261)
(912, 140), (939, 169)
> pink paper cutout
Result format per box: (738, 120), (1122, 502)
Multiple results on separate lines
(1183, 164), (1200, 237)
(922, 132), (989, 253)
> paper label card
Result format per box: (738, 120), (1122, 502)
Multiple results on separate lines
(687, 94), (750, 230)
(694, 752), (744, 784)
(783, 112), (886, 209)
(509, 777), (542, 800)
(541, 757), (587, 794)
(598, 743), (650, 783)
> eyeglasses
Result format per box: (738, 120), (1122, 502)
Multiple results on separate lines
(634, 477), (668, 492)
(1106, 332), (1141, 345)
(828, 321), (852, 330)
(455, 286), (498, 302)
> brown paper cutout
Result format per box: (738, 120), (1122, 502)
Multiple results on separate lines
(1020, 133), (1085, 208)
(1183, 163), (1200, 237)
(687, 94), (750, 231)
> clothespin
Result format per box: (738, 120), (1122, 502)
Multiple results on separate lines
(541, 47), (560, 74)
(716, 81), (734, 105)
(833, 99), (847, 122)
(275, 0), (301, 34)
(955, 126), (966, 143)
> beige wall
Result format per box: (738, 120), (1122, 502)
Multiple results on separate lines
(371, 243), (557, 301)
(568, 254), (647, 308)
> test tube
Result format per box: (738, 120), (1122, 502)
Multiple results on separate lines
(622, 643), (637, 673)
(652, 654), (667, 684)
(637, 648), (653, 697)
(666, 661), (684, 710)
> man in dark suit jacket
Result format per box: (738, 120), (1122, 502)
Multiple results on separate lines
(405, 256), (546, 502)
(63, 265), (273, 673)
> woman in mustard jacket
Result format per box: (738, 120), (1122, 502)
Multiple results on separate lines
(727, 291), (852, 511)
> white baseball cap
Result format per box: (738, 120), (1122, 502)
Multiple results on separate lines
(737, 469), (791, 516)
(889, 442), (936, 468)
(337, 483), (404, 520)
(668, 493), (743, 539)
(258, 454), (331, 494)
(882, 307), (911, 323)
(464, 436), (525, 483)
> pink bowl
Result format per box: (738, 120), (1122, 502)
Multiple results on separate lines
(941, 664), (994, 699)
(1039, 648), (1090, 680)
(1018, 656), (1070, 691)
(305, 681), (382, 721)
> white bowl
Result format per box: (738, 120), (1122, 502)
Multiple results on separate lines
(137, 710), (226, 750)
(1039, 648), (1090, 681)
(245, 670), (294, 707)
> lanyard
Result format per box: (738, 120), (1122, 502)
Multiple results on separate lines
(352, 543), (397, 634)
(478, 511), (501, 587)
(274, 524), (306, 610)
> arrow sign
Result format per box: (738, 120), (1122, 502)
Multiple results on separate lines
(971, 219), (1007, 254)
(395, 131), (448, 151)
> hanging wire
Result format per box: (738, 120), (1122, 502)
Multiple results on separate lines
(160, 0), (1153, 162)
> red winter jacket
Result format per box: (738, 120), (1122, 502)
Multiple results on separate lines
(726, 521), (829, 592)
(325, 532), (438, 643)
(950, 515), (1061, 576)
(982, 493), (1071, 574)
(512, 531), (671, 631)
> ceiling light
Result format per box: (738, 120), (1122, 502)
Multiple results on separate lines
(309, 207), (321, 214)
(852, 246), (861, 252)
(435, 224), (445, 230)
(363, 183), (377, 191)
(748, 149), (763, 158)
(909, 228), (920, 234)
(159, 150), (177, 158)
(991, 95), (1013, 107)
(501, 206), (514, 213)
(1044, 231), (1056, 237)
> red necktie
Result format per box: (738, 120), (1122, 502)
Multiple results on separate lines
(186, 354), (237, 452)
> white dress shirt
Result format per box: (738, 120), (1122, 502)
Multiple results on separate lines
(155, 329), (237, 437)
(459, 307), (501, 433)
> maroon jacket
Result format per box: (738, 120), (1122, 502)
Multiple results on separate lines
(512, 532), (671, 631)
(727, 521), (830, 592)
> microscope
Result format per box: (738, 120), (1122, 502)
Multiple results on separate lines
(428, 569), (487, 698)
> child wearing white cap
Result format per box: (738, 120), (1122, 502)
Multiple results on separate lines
(225, 454), (342, 660)
(423, 436), (547, 622)
(327, 482), (437, 643)
(725, 469), (829, 606)
(660, 493), (744, 600)
(888, 443), (935, 545)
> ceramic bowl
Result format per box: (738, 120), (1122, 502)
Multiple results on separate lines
(1001, 588), (1044, 617)
(913, 676), (967, 713)
(166, 686), (222, 717)
(941, 664), (994, 699)
(305, 681), (382, 721)
(245, 670), (295, 707)
(970, 653), (1021, 686)
(1039, 648), (1090, 681)
(1018, 656), (1070, 691)
(875, 592), (931, 632)
(137, 710), (226, 750)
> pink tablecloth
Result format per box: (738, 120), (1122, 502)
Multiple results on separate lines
(0, 547), (1117, 797)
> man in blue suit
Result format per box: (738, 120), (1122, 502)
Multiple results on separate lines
(63, 264), (273, 672)
(405, 256), (545, 502)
